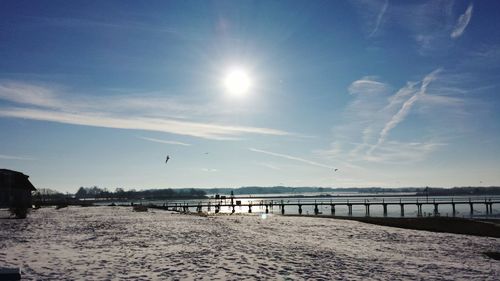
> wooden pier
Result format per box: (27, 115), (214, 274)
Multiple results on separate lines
(149, 197), (500, 217)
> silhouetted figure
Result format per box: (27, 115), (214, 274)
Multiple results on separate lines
(165, 155), (170, 164)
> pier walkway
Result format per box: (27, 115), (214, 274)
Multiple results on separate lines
(149, 197), (500, 217)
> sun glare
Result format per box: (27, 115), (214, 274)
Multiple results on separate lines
(224, 68), (251, 96)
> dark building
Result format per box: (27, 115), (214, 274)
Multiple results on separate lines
(0, 169), (36, 208)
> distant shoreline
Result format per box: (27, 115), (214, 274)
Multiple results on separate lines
(286, 214), (500, 238)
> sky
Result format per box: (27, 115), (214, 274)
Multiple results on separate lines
(1, 0), (500, 192)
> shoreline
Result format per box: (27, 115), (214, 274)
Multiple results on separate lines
(286, 214), (500, 238)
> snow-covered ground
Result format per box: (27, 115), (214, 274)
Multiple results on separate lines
(0, 206), (499, 280)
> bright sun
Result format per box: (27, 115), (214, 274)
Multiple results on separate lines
(224, 69), (251, 96)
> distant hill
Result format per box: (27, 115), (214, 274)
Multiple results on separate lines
(204, 186), (500, 196)
(204, 186), (419, 195)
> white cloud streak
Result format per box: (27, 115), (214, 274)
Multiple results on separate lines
(0, 82), (62, 108)
(138, 136), (191, 146)
(258, 162), (282, 171)
(0, 154), (35, 160)
(451, 3), (473, 39)
(356, 1), (471, 52)
(321, 68), (467, 165)
(0, 107), (288, 140)
(0, 81), (291, 140)
(249, 148), (333, 169)
(369, 0), (388, 37)
(348, 77), (388, 95)
(201, 168), (218, 172)
(371, 68), (442, 152)
(365, 141), (446, 163)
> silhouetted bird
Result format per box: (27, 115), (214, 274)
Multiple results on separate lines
(165, 155), (170, 164)
(334, 168), (338, 172)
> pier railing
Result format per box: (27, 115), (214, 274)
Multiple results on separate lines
(148, 196), (500, 217)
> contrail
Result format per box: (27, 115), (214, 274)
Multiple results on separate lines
(370, 68), (442, 153)
(249, 148), (333, 169)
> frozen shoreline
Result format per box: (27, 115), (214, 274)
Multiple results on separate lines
(1, 206), (499, 280)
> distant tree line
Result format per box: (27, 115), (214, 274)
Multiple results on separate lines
(33, 188), (69, 203)
(204, 186), (500, 196)
(416, 186), (500, 196)
(75, 186), (207, 200)
(204, 186), (420, 195)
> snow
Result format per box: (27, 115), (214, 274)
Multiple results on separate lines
(1, 206), (499, 280)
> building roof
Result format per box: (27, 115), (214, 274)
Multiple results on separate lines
(0, 169), (36, 191)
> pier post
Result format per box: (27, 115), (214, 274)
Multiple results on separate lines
(417, 204), (422, 217)
(400, 204), (404, 217)
(452, 203), (456, 217)
(281, 204), (285, 215)
(331, 204), (335, 216)
(265, 205), (269, 214)
(248, 204), (252, 213)
(383, 204), (388, 217)
(314, 204), (319, 215)
(232, 205), (235, 214)
(298, 204), (302, 215)
(433, 203), (439, 216)
(348, 204), (352, 216)
(469, 199), (473, 216)
(364, 203), (370, 217)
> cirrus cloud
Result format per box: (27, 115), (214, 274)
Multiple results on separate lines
(451, 3), (473, 39)
(0, 81), (292, 141)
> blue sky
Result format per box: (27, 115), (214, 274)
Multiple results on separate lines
(1, 0), (499, 192)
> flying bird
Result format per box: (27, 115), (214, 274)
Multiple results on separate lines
(165, 155), (170, 164)
(334, 168), (338, 172)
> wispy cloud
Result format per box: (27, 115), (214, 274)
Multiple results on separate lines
(249, 148), (333, 169)
(0, 154), (35, 160)
(451, 3), (473, 39)
(348, 76), (389, 95)
(138, 136), (191, 146)
(352, 0), (391, 38)
(0, 82), (62, 108)
(0, 107), (288, 140)
(258, 162), (282, 171)
(201, 168), (218, 172)
(369, 0), (389, 37)
(0, 81), (291, 140)
(355, 1), (472, 53)
(13, 16), (179, 35)
(320, 68), (469, 165)
(365, 141), (446, 163)
(370, 68), (442, 153)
